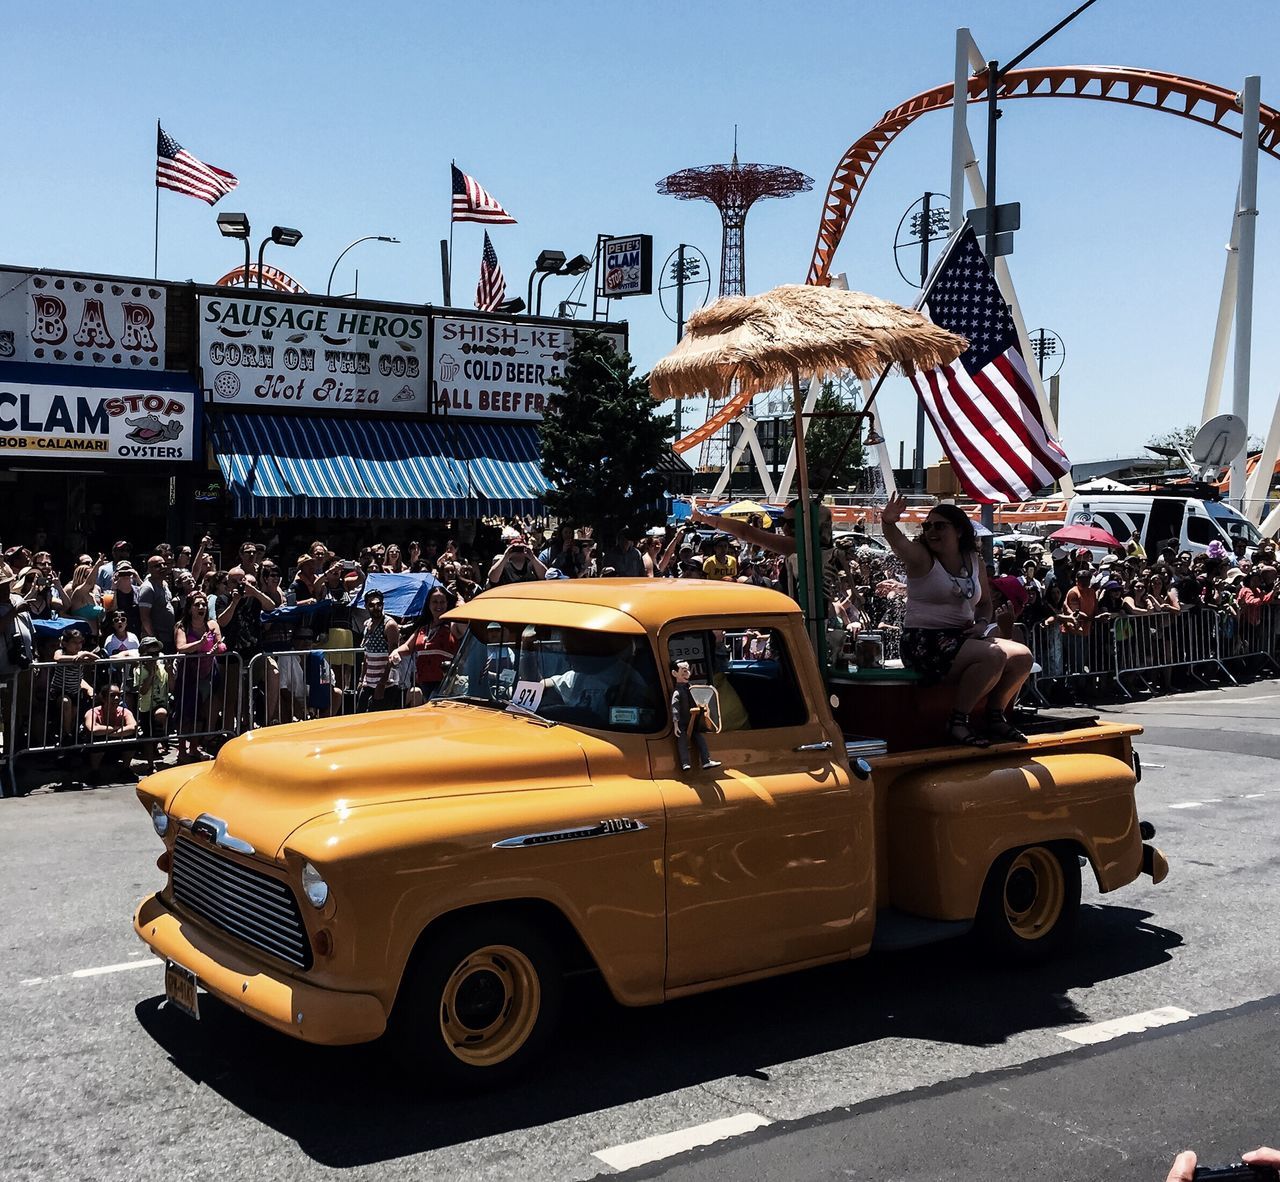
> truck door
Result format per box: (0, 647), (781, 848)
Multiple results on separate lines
(649, 621), (872, 990)
(1146, 498), (1186, 554)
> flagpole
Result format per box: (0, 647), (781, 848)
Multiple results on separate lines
(153, 119), (161, 279)
(447, 158), (456, 306)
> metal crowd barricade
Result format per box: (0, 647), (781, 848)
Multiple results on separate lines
(242, 646), (427, 730)
(5, 651), (242, 793)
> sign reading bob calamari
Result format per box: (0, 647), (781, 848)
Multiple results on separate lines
(197, 295), (428, 414)
(0, 270), (166, 369)
(431, 315), (626, 421)
(0, 382), (195, 461)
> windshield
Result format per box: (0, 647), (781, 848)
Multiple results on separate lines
(435, 621), (665, 733)
(1205, 502), (1262, 546)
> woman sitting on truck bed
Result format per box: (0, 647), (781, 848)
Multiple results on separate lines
(881, 493), (1033, 748)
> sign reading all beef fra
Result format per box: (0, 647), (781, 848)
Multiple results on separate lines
(431, 316), (625, 421)
(198, 295), (428, 414)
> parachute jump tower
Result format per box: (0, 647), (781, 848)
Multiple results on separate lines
(657, 141), (812, 468)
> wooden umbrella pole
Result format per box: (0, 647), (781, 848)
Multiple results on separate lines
(791, 366), (822, 656)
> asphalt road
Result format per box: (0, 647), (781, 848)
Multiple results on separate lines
(3, 681), (1279, 1182)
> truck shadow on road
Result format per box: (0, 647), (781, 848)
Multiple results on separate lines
(133, 903), (1180, 1168)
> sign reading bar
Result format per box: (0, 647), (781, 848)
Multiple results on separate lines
(0, 382), (195, 461)
(431, 316), (625, 421)
(600, 234), (653, 298)
(197, 295), (428, 414)
(0, 271), (166, 370)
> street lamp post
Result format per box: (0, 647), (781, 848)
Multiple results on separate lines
(536, 254), (591, 315)
(326, 235), (400, 297)
(256, 225), (303, 288)
(216, 212), (252, 288)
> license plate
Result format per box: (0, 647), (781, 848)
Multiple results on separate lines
(164, 960), (200, 1020)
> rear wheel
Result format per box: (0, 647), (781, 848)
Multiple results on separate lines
(390, 913), (563, 1089)
(976, 844), (1081, 963)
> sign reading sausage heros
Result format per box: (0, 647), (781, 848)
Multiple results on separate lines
(0, 383), (194, 460)
(432, 316), (626, 421)
(0, 272), (165, 369)
(197, 296), (427, 414)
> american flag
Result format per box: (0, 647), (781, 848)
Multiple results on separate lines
(451, 164), (516, 224)
(156, 126), (238, 205)
(475, 232), (507, 311)
(908, 226), (1070, 503)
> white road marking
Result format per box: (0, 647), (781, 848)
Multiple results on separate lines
(593, 1112), (773, 1171)
(22, 958), (159, 987)
(1060, 1006), (1196, 1046)
(1244, 793), (1268, 799)
(1169, 802), (1206, 809)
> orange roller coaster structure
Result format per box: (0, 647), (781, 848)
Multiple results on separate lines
(675, 65), (1280, 457)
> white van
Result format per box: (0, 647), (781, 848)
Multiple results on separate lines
(1065, 492), (1262, 557)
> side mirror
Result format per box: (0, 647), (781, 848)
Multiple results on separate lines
(852, 757), (872, 781)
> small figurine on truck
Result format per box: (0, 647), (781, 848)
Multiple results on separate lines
(134, 579), (1166, 1087)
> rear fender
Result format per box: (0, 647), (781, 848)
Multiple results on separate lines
(886, 751), (1141, 921)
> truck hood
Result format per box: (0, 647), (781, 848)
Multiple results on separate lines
(169, 703), (591, 857)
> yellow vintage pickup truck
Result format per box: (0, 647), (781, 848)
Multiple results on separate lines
(134, 580), (1166, 1086)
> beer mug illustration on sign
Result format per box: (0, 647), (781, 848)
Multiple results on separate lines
(438, 353), (460, 382)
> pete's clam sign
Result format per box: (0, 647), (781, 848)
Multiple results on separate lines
(431, 316), (625, 422)
(0, 270), (166, 370)
(197, 295), (428, 414)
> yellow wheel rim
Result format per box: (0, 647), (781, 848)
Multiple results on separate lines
(439, 944), (541, 1067)
(1002, 848), (1064, 940)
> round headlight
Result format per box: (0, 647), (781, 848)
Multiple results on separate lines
(150, 803), (169, 838)
(301, 862), (329, 908)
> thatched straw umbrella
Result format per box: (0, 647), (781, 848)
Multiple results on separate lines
(650, 283), (966, 648)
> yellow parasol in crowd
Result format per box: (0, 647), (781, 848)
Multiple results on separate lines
(717, 499), (775, 528)
(650, 283), (966, 649)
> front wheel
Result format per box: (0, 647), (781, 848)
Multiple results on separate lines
(975, 844), (1081, 963)
(390, 913), (563, 1089)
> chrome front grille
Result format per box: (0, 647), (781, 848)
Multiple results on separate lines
(171, 836), (312, 969)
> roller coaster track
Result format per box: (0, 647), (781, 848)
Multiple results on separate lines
(674, 65), (1279, 456)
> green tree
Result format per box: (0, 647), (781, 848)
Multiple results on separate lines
(539, 331), (674, 543)
(803, 379), (865, 491)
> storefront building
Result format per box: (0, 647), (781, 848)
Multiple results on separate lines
(0, 267), (201, 554)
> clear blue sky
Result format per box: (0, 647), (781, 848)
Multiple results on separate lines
(2, 0), (1277, 466)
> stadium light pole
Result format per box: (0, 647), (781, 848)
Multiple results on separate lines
(216, 212), (252, 289)
(256, 226), (303, 289)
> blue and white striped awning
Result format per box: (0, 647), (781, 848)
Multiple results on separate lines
(209, 411), (548, 520)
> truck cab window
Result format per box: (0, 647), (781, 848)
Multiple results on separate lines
(667, 627), (808, 731)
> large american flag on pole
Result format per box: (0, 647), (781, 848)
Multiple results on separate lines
(156, 126), (238, 205)
(475, 232), (507, 311)
(451, 164), (516, 224)
(908, 226), (1070, 503)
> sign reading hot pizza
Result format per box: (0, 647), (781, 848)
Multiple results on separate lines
(197, 295), (428, 414)
(0, 382), (195, 461)
(0, 270), (166, 370)
(431, 315), (626, 421)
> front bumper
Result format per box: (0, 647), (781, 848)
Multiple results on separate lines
(134, 893), (387, 1046)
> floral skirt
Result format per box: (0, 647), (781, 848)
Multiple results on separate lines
(900, 627), (970, 685)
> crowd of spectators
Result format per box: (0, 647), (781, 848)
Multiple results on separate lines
(2, 508), (1278, 782)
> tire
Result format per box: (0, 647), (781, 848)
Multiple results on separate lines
(389, 912), (563, 1090)
(975, 844), (1081, 964)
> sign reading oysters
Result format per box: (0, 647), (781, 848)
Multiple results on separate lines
(198, 296), (427, 414)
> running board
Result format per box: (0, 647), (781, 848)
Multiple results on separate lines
(871, 907), (974, 952)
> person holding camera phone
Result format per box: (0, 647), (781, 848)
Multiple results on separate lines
(1166, 1145), (1280, 1181)
(538, 524), (583, 579)
(487, 535), (546, 587)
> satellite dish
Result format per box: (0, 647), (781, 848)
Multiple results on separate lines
(1190, 414), (1248, 478)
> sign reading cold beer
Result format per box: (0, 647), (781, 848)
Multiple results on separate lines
(197, 295), (428, 414)
(0, 382), (195, 460)
(0, 271), (166, 370)
(432, 316), (626, 421)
